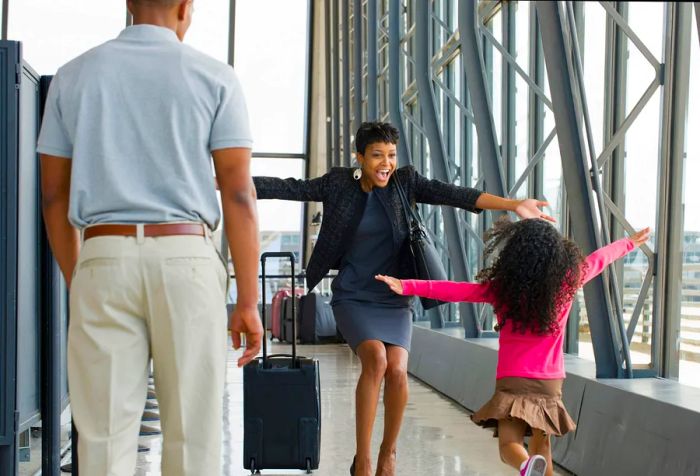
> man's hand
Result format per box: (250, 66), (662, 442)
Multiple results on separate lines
(514, 199), (555, 222)
(230, 305), (264, 367)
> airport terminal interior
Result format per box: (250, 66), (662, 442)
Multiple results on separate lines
(2, 0), (700, 475)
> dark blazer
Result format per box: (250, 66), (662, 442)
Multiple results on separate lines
(253, 166), (483, 291)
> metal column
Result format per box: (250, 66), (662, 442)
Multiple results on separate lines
(332, 0), (341, 167)
(353, 0), (363, 133)
(535, 1), (625, 378)
(458, 0), (507, 199)
(415, 0), (475, 332)
(657, 2), (692, 379)
(342, 0), (352, 166)
(387, 0), (411, 168)
(0, 39), (20, 476)
(367, 0), (378, 120)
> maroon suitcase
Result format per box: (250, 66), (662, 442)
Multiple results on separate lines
(270, 288), (303, 341)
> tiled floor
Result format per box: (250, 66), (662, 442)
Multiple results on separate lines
(130, 339), (571, 475)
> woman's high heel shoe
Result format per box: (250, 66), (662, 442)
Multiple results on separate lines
(350, 456), (356, 475)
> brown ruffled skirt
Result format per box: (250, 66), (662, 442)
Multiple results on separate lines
(471, 377), (576, 437)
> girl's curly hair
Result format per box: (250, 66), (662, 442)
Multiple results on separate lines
(476, 218), (586, 335)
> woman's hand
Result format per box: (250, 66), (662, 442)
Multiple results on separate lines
(514, 198), (555, 222)
(630, 227), (651, 247)
(375, 274), (404, 295)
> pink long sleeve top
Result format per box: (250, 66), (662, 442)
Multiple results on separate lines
(401, 238), (636, 380)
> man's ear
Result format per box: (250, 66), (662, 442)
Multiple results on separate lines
(177, 0), (189, 21)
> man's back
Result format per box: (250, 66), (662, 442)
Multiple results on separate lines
(39, 24), (251, 228)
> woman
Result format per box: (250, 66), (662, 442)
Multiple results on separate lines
(253, 122), (553, 476)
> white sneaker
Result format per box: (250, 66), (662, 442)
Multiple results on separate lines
(520, 455), (547, 476)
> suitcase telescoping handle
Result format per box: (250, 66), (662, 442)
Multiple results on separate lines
(260, 251), (297, 366)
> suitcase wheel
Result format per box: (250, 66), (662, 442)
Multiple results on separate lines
(249, 458), (260, 474)
(306, 457), (312, 474)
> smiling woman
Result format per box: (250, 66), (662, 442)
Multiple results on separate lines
(251, 120), (554, 476)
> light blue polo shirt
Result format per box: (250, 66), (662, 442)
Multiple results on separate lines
(37, 24), (252, 229)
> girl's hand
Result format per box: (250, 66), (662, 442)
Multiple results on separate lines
(375, 274), (404, 295)
(630, 227), (651, 247)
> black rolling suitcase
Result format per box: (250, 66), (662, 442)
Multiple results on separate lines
(243, 252), (321, 474)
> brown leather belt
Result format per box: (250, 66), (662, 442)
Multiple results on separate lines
(83, 223), (207, 241)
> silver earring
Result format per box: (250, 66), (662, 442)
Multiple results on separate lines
(353, 168), (362, 180)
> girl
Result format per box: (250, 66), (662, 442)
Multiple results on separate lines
(376, 218), (650, 476)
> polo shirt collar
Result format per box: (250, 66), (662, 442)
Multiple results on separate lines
(118, 24), (180, 43)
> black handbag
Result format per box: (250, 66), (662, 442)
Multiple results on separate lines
(393, 175), (447, 309)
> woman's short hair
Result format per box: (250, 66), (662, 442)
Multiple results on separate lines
(355, 121), (399, 155)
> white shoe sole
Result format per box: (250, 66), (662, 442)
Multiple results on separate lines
(524, 455), (547, 476)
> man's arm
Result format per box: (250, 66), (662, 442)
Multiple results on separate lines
(40, 154), (79, 287)
(212, 147), (263, 367)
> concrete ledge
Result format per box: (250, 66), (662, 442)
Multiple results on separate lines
(408, 325), (700, 476)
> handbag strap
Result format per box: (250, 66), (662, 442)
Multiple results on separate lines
(393, 174), (423, 231)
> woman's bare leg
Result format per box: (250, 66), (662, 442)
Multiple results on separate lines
(376, 345), (408, 476)
(354, 340), (388, 476)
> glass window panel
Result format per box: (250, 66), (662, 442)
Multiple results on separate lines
(583, 2), (607, 159)
(515, 1), (530, 72)
(541, 76), (563, 228)
(234, 0), (309, 154)
(489, 13), (503, 147)
(625, 3), (663, 117)
(184, 0), (229, 63)
(680, 16), (700, 389)
(8, 0), (125, 74)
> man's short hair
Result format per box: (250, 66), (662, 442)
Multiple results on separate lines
(355, 121), (400, 155)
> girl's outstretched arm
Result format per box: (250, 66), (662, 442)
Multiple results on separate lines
(375, 275), (492, 303)
(581, 227), (651, 284)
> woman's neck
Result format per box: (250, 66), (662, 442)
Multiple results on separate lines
(360, 175), (374, 193)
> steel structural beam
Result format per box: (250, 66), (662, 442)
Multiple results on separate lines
(535, 1), (625, 378)
(502, 2), (516, 190)
(342, 0), (352, 166)
(39, 75), (62, 476)
(415, 0), (480, 332)
(332, 0), (341, 167)
(323, 1), (338, 171)
(657, 2), (692, 379)
(696, 3), (700, 46)
(353, 0), (363, 134)
(458, 0), (507, 199)
(388, 0), (411, 168)
(0, 39), (20, 476)
(1, 0), (7, 40)
(367, 0), (378, 120)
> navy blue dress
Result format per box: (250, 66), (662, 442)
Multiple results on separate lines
(331, 190), (413, 351)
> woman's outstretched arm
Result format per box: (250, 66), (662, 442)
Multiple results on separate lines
(410, 167), (554, 221)
(253, 174), (328, 202)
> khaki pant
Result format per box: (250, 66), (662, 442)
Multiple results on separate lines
(68, 230), (229, 476)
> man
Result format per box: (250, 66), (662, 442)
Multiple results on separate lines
(37, 1), (263, 474)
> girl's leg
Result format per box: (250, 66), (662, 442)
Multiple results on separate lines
(528, 430), (553, 476)
(376, 345), (409, 476)
(497, 418), (529, 470)
(355, 340), (389, 476)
